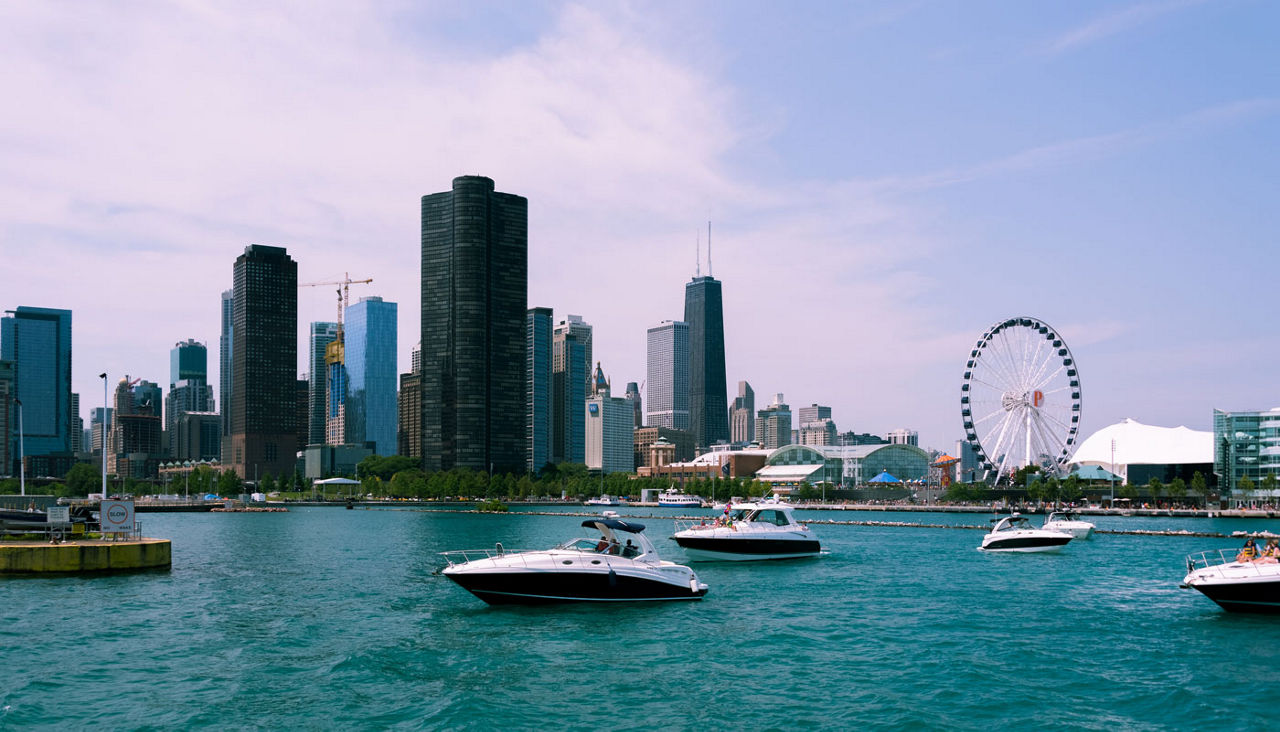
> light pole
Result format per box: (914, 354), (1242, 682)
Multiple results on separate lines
(99, 372), (108, 501)
(1110, 438), (1116, 506)
(14, 397), (23, 498)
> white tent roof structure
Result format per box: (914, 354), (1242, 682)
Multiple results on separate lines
(1072, 418), (1212, 468)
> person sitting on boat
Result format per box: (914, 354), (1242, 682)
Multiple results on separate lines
(622, 539), (638, 558)
(595, 536), (610, 553)
(1236, 538), (1260, 563)
(1257, 538), (1280, 564)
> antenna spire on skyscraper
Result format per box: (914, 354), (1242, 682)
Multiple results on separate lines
(695, 228), (701, 277)
(707, 220), (712, 277)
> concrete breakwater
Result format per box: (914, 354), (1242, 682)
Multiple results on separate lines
(358, 506), (1255, 539)
(0, 538), (172, 574)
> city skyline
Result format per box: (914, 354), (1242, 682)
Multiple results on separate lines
(3, 2), (1278, 451)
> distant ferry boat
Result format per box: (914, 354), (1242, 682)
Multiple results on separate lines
(585, 495), (620, 506)
(658, 488), (702, 508)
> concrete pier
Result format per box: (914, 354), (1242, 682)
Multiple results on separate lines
(0, 538), (171, 575)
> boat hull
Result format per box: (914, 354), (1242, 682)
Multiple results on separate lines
(1043, 523), (1095, 539)
(980, 535), (1072, 553)
(674, 536), (821, 561)
(1183, 564), (1280, 613)
(443, 568), (707, 605)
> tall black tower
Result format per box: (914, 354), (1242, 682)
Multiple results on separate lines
(685, 275), (729, 451)
(420, 176), (528, 473)
(225, 244), (298, 480)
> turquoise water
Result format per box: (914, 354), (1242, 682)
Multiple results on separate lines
(4, 507), (1280, 730)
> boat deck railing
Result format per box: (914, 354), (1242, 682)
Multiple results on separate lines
(1186, 548), (1279, 574)
(440, 542), (645, 568)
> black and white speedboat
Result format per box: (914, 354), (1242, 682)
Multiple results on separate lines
(440, 517), (709, 605)
(979, 514), (1073, 553)
(671, 499), (821, 561)
(1182, 548), (1280, 613)
(1042, 510), (1096, 539)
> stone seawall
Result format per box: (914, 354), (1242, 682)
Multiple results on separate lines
(0, 539), (172, 574)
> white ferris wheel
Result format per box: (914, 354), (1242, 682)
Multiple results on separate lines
(961, 317), (1081, 485)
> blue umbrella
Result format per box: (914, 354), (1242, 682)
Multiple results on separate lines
(868, 471), (900, 483)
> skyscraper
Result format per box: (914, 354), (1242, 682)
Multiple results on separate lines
(0, 360), (12, 474)
(756, 393), (791, 450)
(220, 289), (233, 440)
(420, 175), (527, 473)
(398, 341), (422, 461)
(624, 381), (642, 428)
(731, 381), (755, 445)
(585, 362), (634, 474)
(344, 296), (397, 456)
(685, 274), (728, 451)
(165, 339), (213, 458)
(552, 314), (591, 465)
(307, 322), (339, 447)
(225, 244), (299, 480)
(645, 320), (688, 431)
(526, 307), (553, 473)
(1, 306), (73, 464)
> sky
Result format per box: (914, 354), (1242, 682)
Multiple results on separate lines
(2, 0), (1277, 453)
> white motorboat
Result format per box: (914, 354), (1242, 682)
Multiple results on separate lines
(672, 499), (821, 561)
(1042, 510), (1096, 539)
(584, 494), (620, 506)
(440, 517), (709, 604)
(1182, 548), (1280, 613)
(979, 514), (1073, 553)
(657, 488), (702, 508)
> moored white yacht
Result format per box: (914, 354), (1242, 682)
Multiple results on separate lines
(1042, 510), (1096, 539)
(979, 514), (1073, 553)
(672, 499), (821, 561)
(585, 494), (620, 506)
(657, 488), (702, 508)
(440, 517), (709, 604)
(1182, 548), (1280, 613)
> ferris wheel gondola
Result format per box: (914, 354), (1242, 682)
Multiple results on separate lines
(961, 317), (1081, 485)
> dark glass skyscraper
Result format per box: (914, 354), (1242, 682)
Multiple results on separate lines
(684, 276), (729, 451)
(1, 306), (73, 464)
(225, 244), (298, 480)
(526, 307), (552, 473)
(220, 289), (233, 439)
(420, 176), (527, 473)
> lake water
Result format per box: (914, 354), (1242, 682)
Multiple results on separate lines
(3, 506), (1279, 730)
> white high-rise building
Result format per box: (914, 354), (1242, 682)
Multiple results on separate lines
(645, 320), (689, 431)
(888, 428), (919, 446)
(585, 362), (633, 474)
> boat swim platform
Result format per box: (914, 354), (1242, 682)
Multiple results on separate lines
(0, 538), (171, 575)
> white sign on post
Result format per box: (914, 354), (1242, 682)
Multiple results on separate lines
(100, 500), (134, 535)
(46, 506), (70, 524)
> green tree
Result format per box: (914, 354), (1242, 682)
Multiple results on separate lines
(65, 462), (101, 497)
(1262, 473), (1279, 495)
(1061, 474), (1083, 504)
(260, 473), (278, 494)
(1191, 471), (1210, 507)
(1167, 477), (1187, 503)
(1147, 477), (1164, 502)
(1118, 482), (1138, 500)
(217, 469), (243, 496)
(1239, 475), (1256, 495)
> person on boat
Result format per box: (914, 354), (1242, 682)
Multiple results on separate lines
(1236, 538), (1259, 563)
(1257, 539), (1280, 564)
(622, 539), (637, 558)
(595, 536), (610, 552)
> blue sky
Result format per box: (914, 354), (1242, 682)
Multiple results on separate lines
(1, 0), (1276, 452)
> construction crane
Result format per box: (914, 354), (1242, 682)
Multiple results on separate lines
(299, 272), (373, 336)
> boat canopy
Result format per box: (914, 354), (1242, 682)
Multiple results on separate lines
(581, 518), (646, 534)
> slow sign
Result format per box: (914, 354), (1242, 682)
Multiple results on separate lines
(100, 500), (134, 534)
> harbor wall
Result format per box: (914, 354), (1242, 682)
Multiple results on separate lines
(0, 539), (171, 574)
